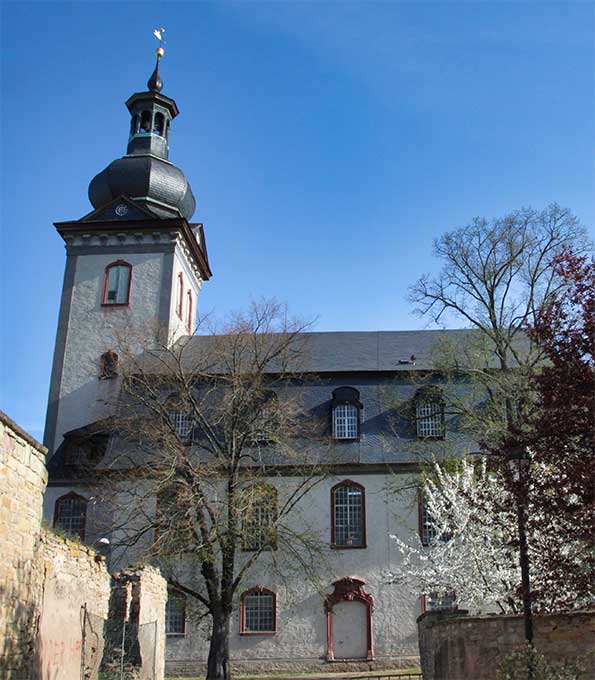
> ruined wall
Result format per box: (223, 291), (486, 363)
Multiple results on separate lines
(1, 411), (166, 680)
(37, 530), (111, 680)
(102, 566), (167, 680)
(418, 609), (595, 680)
(0, 410), (49, 678)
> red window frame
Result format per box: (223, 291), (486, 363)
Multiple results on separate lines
(239, 587), (277, 635)
(330, 480), (367, 549)
(165, 589), (187, 637)
(177, 273), (184, 319)
(101, 260), (132, 307)
(186, 289), (193, 333)
(53, 492), (88, 541)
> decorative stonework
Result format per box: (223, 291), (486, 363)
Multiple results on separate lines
(324, 577), (375, 662)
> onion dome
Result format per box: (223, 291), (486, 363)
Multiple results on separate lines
(88, 50), (196, 220)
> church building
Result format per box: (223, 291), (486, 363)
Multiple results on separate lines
(42, 52), (476, 675)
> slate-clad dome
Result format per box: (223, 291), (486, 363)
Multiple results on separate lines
(87, 53), (196, 221)
(89, 155), (196, 220)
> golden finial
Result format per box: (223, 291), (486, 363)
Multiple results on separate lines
(153, 27), (166, 58)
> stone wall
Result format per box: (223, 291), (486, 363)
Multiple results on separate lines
(0, 410), (166, 680)
(418, 609), (595, 680)
(0, 410), (50, 678)
(37, 529), (111, 680)
(103, 566), (167, 680)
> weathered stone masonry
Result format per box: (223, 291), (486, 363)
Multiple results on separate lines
(418, 608), (595, 680)
(1, 411), (167, 680)
(0, 410), (112, 679)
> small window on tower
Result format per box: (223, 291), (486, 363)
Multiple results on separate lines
(102, 261), (132, 306)
(186, 290), (193, 334)
(99, 350), (119, 379)
(177, 273), (184, 319)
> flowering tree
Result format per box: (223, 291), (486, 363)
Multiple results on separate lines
(389, 457), (520, 614)
(514, 250), (594, 609)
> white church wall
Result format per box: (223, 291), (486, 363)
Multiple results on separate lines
(49, 250), (166, 453)
(165, 472), (422, 669)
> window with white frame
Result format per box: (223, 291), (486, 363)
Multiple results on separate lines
(333, 404), (359, 439)
(420, 492), (450, 546)
(332, 481), (365, 547)
(416, 400), (444, 438)
(102, 261), (131, 305)
(54, 493), (87, 540)
(241, 485), (277, 551)
(241, 588), (276, 633)
(166, 591), (186, 635)
(169, 411), (193, 441)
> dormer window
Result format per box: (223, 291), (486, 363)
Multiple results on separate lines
(168, 411), (194, 441)
(102, 261), (131, 306)
(331, 387), (362, 440)
(415, 387), (445, 439)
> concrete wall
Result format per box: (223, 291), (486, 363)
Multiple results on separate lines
(417, 609), (595, 680)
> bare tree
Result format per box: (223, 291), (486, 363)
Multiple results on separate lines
(98, 301), (329, 680)
(409, 203), (590, 437)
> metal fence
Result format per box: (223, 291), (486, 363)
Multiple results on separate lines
(81, 604), (158, 680)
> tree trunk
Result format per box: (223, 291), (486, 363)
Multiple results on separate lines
(206, 614), (231, 680)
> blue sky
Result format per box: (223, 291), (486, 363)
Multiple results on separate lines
(1, 1), (593, 440)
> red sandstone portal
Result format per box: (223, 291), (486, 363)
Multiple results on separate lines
(324, 577), (374, 661)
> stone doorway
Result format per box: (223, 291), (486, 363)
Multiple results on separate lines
(324, 577), (374, 661)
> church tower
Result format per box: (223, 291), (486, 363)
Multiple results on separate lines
(43, 49), (212, 456)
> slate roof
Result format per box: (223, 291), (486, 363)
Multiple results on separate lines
(171, 329), (488, 374)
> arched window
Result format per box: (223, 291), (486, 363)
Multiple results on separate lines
(176, 273), (184, 319)
(240, 587), (276, 634)
(241, 485), (278, 551)
(415, 387), (445, 438)
(331, 387), (362, 440)
(419, 490), (451, 546)
(153, 112), (165, 136)
(99, 350), (119, 379)
(166, 590), (186, 636)
(331, 480), (366, 548)
(102, 261), (132, 306)
(54, 492), (87, 540)
(165, 119), (171, 141)
(140, 110), (151, 133)
(130, 114), (139, 137)
(186, 289), (193, 334)
(168, 410), (194, 441)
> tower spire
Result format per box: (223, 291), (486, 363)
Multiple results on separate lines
(148, 29), (166, 92)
